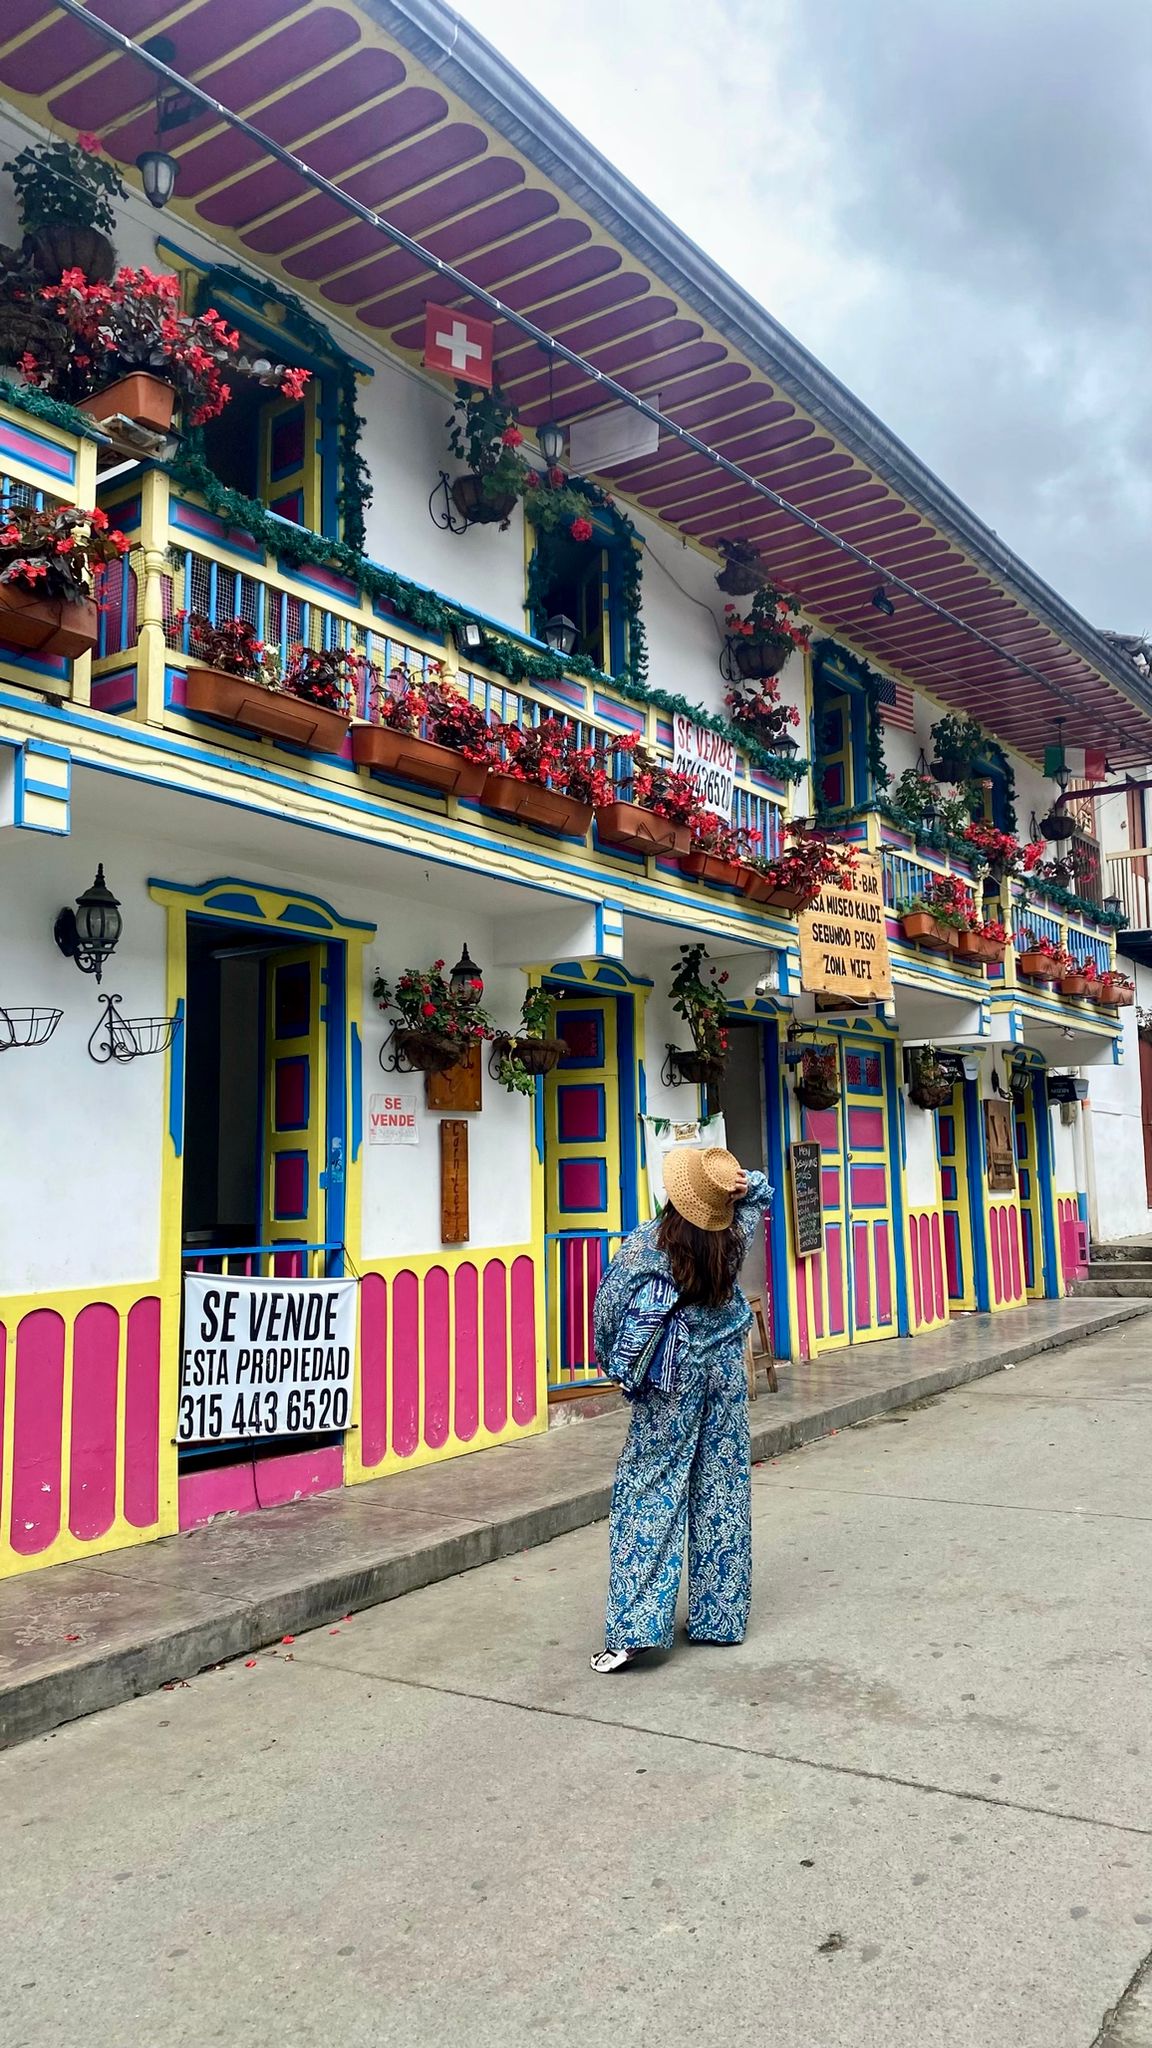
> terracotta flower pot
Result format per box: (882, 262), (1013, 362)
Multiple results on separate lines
(451, 473), (519, 527)
(679, 850), (744, 889)
(901, 910), (949, 951)
(0, 581), (98, 659)
(351, 723), (488, 796)
(79, 372), (176, 434)
(25, 223), (116, 282)
(595, 801), (692, 857)
(184, 663), (351, 752)
(1098, 981), (1133, 1008)
(956, 930), (984, 959)
(1059, 974), (1088, 998)
(1017, 951), (1061, 982)
(481, 771), (593, 837)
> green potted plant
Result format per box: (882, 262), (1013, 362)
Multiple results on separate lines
(491, 985), (566, 1093)
(1039, 802), (1077, 844)
(23, 267), (310, 433)
(3, 131), (125, 281)
(929, 712), (986, 783)
(597, 744), (703, 856)
(181, 617), (360, 752)
(0, 499), (129, 659)
(667, 943), (730, 1084)
(482, 716), (612, 836)
(906, 1045), (956, 1110)
(374, 960), (494, 1073)
(353, 659), (498, 794)
(899, 874), (974, 951)
(723, 585), (810, 680)
(795, 1042), (840, 1112)
(446, 383), (529, 528)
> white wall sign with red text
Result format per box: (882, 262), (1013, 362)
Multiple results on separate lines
(672, 713), (737, 818)
(368, 1091), (420, 1144)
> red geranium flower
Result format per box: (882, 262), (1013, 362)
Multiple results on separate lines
(570, 516), (594, 543)
(501, 426), (523, 447)
(75, 131), (103, 154)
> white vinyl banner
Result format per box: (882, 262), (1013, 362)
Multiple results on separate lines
(180, 1274), (357, 1443)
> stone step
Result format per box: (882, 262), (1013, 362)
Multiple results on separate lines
(1091, 1240), (1152, 1262)
(1070, 1277), (1152, 1298)
(1088, 1259), (1152, 1282)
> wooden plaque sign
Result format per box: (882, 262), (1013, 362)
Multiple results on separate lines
(425, 1041), (482, 1112)
(789, 1140), (824, 1257)
(440, 1119), (470, 1242)
(983, 1100), (1016, 1192)
(798, 852), (892, 1002)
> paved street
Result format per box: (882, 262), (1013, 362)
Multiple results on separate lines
(4, 1328), (1152, 2048)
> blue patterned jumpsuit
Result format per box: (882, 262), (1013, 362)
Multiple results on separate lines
(594, 1173), (773, 1650)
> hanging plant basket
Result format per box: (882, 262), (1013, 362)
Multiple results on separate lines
(351, 724), (488, 797)
(795, 1077), (840, 1111)
(0, 1004), (63, 1050)
(929, 755), (968, 784)
(0, 582), (97, 659)
(679, 849), (744, 889)
(670, 1048), (726, 1086)
(481, 771), (592, 837)
(492, 1033), (565, 1077)
(1016, 950), (1061, 982)
(1039, 809), (1076, 844)
(596, 801), (692, 856)
(25, 222), (116, 282)
(716, 558), (765, 597)
(0, 295), (67, 375)
(393, 1026), (465, 1074)
(184, 664), (351, 753)
(450, 472), (519, 528)
(78, 371), (176, 434)
(909, 1075), (955, 1110)
(730, 635), (792, 681)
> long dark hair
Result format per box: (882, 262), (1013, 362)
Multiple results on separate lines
(657, 1205), (743, 1309)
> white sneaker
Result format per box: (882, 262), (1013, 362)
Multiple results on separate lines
(590, 1647), (649, 1673)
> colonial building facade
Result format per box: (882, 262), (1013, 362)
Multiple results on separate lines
(2, 0), (1150, 1580)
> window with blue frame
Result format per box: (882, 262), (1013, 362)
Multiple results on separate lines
(529, 505), (632, 673)
(813, 653), (873, 814)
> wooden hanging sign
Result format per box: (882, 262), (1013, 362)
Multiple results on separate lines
(425, 1041), (482, 1112)
(440, 1119), (470, 1242)
(983, 1099), (1016, 1192)
(798, 852), (892, 1001)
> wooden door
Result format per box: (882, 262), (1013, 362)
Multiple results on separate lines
(262, 947), (327, 1272)
(841, 1039), (898, 1341)
(1013, 1081), (1045, 1299)
(937, 1084), (977, 1308)
(544, 995), (623, 1383)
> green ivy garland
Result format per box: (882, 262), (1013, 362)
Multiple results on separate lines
(0, 375), (108, 444)
(872, 796), (1123, 929)
(1016, 879), (1128, 931)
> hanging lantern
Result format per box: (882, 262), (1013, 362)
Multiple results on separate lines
(54, 864), (123, 983)
(544, 614), (579, 657)
(136, 146), (179, 210)
(449, 944), (484, 1004)
(538, 420), (565, 467)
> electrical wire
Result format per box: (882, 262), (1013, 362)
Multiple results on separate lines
(38, 0), (1150, 748)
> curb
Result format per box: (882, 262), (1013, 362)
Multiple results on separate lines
(4, 1299), (1149, 1749)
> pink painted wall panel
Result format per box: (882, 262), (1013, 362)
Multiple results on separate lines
(874, 1222), (893, 1325)
(454, 1264), (480, 1441)
(123, 1296), (161, 1529)
(10, 1310), (65, 1555)
(909, 1220), (923, 1328)
(423, 1266), (451, 1450)
(1008, 1208), (1023, 1301)
(852, 1223), (872, 1331)
(510, 1256), (538, 1424)
(795, 1254), (812, 1358)
(255, 1444), (343, 1509)
(932, 1217), (946, 1319)
(847, 1107), (885, 1149)
(850, 1165), (888, 1208)
(391, 1270), (420, 1458)
(0, 1323), (5, 1530)
(990, 1209), (1005, 1305)
(483, 1261), (509, 1433)
(180, 1459), (258, 1531)
(825, 1228), (845, 1335)
(358, 1272), (388, 1468)
(69, 1302), (119, 1542)
(821, 1168), (840, 1209)
(806, 1108), (839, 1150)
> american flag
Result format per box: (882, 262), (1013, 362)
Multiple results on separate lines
(877, 673), (915, 730)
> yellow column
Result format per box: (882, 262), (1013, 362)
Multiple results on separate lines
(136, 466), (172, 727)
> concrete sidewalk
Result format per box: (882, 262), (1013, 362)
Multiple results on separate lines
(1, 1296), (1147, 1750)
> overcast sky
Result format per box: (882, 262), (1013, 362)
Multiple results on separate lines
(456, 0), (1152, 635)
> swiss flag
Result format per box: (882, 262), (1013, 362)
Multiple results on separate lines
(423, 303), (494, 388)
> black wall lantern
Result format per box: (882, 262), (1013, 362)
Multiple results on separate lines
(544, 613), (579, 657)
(453, 618), (485, 657)
(54, 864), (122, 983)
(450, 943), (484, 1004)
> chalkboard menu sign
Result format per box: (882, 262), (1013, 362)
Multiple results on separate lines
(789, 1140), (824, 1256)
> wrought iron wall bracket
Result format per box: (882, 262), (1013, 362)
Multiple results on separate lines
(88, 993), (182, 1064)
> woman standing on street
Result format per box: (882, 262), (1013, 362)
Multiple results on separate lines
(590, 1146), (773, 1672)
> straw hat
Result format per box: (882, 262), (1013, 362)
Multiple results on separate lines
(662, 1145), (743, 1233)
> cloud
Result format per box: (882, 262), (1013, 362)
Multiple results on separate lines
(456, 0), (1152, 632)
